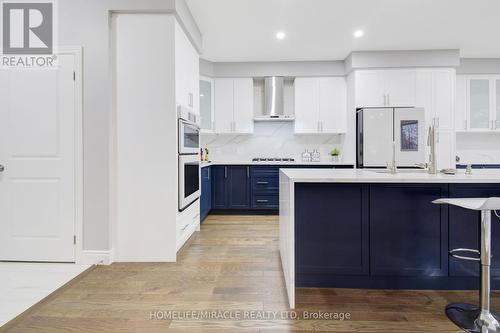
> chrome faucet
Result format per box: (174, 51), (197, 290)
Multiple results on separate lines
(387, 141), (397, 174)
(427, 122), (438, 175)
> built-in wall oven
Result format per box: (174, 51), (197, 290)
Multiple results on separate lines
(178, 106), (200, 211)
(178, 107), (200, 155)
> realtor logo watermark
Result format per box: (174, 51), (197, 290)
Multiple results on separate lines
(1, 0), (57, 67)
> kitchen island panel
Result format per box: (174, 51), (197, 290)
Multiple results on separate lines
(370, 184), (449, 277)
(295, 183), (369, 278)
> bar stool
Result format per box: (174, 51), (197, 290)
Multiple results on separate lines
(434, 197), (500, 333)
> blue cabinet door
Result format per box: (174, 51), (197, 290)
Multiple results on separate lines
(227, 166), (250, 209)
(369, 184), (449, 277)
(449, 184), (500, 278)
(200, 167), (212, 221)
(212, 166), (228, 209)
(295, 183), (370, 278)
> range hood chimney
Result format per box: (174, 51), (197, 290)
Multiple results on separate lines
(255, 77), (294, 121)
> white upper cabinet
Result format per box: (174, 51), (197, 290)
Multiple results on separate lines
(199, 76), (214, 132)
(355, 70), (416, 108)
(355, 71), (385, 107)
(415, 68), (455, 130)
(175, 22), (199, 113)
(384, 70), (417, 107)
(469, 78), (491, 130)
(233, 78), (254, 133)
(294, 78), (320, 133)
(432, 70), (455, 130)
(214, 78), (254, 134)
(214, 78), (234, 133)
(455, 75), (500, 132)
(455, 75), (467, 130)
(496, 78), (500, 129)
(294, 77), (347, 134)
(319, 77), (347, 133)
(415, 68), (456, 169)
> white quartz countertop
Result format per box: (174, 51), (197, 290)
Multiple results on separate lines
(280, 169), (500, 183)
(200, 161), (355, 168)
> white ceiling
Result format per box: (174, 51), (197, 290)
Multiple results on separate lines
(186, 0), (500, 62)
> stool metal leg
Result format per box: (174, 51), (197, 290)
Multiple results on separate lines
(446, 210), (500, 333)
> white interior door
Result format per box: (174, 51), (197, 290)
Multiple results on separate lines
(0, 54), (76, 262)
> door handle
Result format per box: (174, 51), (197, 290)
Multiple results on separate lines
(0, 164), (4, 173)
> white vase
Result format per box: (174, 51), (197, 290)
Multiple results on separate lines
(331, 155), (339, 163)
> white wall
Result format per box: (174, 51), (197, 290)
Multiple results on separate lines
(58, 0), (200, 252)
(113, 13), (177, 261)
(201, 122), (352, 164)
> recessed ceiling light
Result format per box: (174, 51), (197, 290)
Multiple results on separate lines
(354, 30), (364, 38)
(276, 31), (286, 40)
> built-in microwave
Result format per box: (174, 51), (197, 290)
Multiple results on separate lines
(178, 154), (200, 211)
(178, 106), (200, 155)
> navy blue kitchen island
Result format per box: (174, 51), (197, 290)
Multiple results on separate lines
(279, 169), (500, 308)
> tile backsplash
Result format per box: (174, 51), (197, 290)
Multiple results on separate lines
(201, 122), (352, 163)
(456, 133), (500, 164)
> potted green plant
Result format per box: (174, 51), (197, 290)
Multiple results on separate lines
(330, 148), (340, 162)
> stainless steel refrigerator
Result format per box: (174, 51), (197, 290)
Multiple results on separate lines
(356, 107), (426, 168)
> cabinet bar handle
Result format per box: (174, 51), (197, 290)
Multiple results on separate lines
(256, 200), (269, 203)
(247, 166), (249, 178)
(449, 248), (480, 262)
(225, 166), (227, 178)
(256, 181), (269, 185)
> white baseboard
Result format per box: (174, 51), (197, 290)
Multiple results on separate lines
(81, 250), (114, 265)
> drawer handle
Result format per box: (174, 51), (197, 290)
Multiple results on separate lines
(181, 224), (189, 231)
(449, 248), (480, 262)
(256, 199), (269, 203)
(256, 182), (269, 185)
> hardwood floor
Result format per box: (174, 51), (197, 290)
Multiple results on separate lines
(3, 215), (499, 332)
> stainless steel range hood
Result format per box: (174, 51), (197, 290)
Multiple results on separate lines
(254, 77), (294, 121)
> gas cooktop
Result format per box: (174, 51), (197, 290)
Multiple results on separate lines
(252, 158), (295, 162)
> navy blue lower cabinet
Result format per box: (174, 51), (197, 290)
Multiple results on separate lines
(212, 164), (354, 212)
(369, 184), (449, 277)
(227, 166), (251, 209)
(449, 184), (500, 278)
(295, 183), (370, 278)
(250, 166), (279, 209)
(200, 167), (212, 222)
(212, 166), (228, 209)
